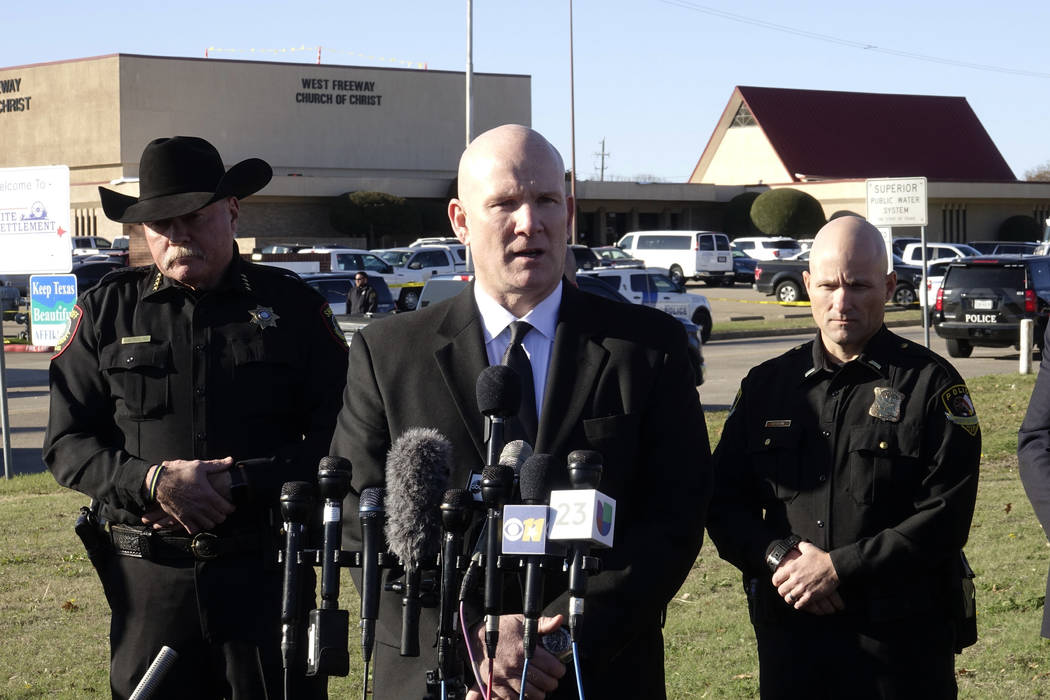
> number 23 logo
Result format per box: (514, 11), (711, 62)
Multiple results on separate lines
(556, 502), (587, 526)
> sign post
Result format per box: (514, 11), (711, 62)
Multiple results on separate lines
(866, 177), (929, 347)
(0, 165), (71, 478)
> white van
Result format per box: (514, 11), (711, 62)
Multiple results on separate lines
(615, 231), (734, 286)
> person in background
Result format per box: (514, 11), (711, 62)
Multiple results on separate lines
(707, 215), (980, 699)
(348, 272), (378, 314)
(43, 135), (348, 699)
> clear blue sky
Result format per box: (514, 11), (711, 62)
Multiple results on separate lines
(3, 1), (1048, 182)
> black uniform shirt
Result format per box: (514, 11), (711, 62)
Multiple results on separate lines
(708, 326), (980, 619)
(43, 254), (349, 526)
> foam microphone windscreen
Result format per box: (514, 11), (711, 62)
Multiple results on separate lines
(384, 427), (453, 565)
(476, 364), (521, 418)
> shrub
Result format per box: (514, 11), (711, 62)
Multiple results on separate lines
(750, 188), (827, 237)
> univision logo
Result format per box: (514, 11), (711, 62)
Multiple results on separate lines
(595, 500), (614, 536)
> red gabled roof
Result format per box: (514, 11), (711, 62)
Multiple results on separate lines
(737, 86), (1016, 182)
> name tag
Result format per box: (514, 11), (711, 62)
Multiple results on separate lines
(121, 335), (151, 345)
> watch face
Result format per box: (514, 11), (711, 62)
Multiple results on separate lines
(540, 626), (573, 663)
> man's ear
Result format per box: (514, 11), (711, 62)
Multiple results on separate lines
(884, 270), (897, 302)
(448, 198), (468, 245)
(802, 269), (811, 293)
(227, 197), (240, 234)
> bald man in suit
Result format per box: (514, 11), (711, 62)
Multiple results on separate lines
(331, 124), (711, 699)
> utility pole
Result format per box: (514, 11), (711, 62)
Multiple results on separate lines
(595, 138), (610, 181)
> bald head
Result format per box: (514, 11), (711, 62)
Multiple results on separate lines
(809, 216), (888, 275)
(457, 125), (565, 205)
(448, 124), (572, 317)
(804, 215), (895, 363)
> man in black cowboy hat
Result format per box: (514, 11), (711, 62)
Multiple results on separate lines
(44, 136), (348, 698)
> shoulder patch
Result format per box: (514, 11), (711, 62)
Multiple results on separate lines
(320, 303), (349, 351)
(941, 384), (979, 436)
(52, 304), (84, 359)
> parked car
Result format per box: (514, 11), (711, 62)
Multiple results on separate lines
(293, 247), (424, 309)
(591, 246), (645, 269)
(891, 237), (922, 257)
(615, 230), (733, 286)
(581, 267), (713, 342)
(410, 237), (461, 247)
(731, 250), (758, 285)
(374, 245), (466, 280)
(899, 242), (980, 266)
(71, 235), (113, 257)
(72, 260), (125, 294)
(300, 271), (397, 315)
(731, 236), (802, 261)
(568, 244), (602, 271)
(415, 272), (705, 385)
(753, 251), (922, 306)
(932, 255), (1050, 357)
(969, 240), (1039, 255)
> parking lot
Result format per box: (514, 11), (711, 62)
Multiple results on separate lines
(1, 287), (1041, 477)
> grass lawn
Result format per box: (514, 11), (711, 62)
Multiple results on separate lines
(2, 373), (1048, 697)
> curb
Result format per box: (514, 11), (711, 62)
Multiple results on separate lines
(709, 318), (922, 342)
(3, 344), (53, 353)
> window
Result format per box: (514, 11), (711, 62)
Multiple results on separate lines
(619, 235), (635, 250)
(639, 235), (690, 250)
(697, 235), (714, 251)
(362, 254), (391, 273)
(629, 275), (651, 293)
(334, 254), (361, 272)
(716, 236), (730, 251)
(649, 275), (679, 293)
(730, 103), (756, 128)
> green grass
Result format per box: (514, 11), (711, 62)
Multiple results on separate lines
(2, 372), (1048, 697)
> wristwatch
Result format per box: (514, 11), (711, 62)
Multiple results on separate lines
(228, 464), (251, 506)
(765, 534), (803, 572)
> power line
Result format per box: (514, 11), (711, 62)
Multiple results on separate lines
(659, 1), (1050, 79)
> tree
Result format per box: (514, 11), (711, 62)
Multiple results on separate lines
(1024, 161), (1050, 182)
(749, 188), (827, 238)
(722, 192), (762, 237)
(329, 191), (420, 246)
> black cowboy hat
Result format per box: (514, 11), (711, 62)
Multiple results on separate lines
(98, 136), (272, 224)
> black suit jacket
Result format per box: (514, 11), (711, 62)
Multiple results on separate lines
(331, 281), (712, 699)
(1019, 323), (1050, 637)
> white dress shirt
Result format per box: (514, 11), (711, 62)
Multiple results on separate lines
(474, 281), (562, 420)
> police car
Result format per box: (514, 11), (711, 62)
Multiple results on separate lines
(580, 267), (713, 342)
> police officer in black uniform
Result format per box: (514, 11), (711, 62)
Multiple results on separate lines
(707, 216), (980, 699)
(43, 136), (349, 699)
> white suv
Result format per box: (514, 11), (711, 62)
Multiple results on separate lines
(899, 242), (980, 266)
(731, 236), (801, 261)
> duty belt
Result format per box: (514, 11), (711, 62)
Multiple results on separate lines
(110, 523), (264, 562)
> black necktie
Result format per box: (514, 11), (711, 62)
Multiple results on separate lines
(502, 321), (538, 445)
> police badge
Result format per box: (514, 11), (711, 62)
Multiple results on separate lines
(248, 306), (280, 329)
(869, 386), (904, 422)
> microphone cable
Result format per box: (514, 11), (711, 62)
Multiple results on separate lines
(460, 600), (488, 697)
(572, 640), (586, 700)
(361, 659), (370, 700)
(486, 657), (495, 700)
(519, 658), (530, 700)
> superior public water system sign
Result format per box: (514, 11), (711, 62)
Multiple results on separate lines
(0, 165), (72, 274)
(865, 177), (928, 227)
(29, 274), (76, 347)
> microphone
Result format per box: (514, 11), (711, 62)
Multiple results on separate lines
(476, 365), (521, 468)
(480, 463), (515, 660)
(306, 457), (352, 677)
(280, 481), (316, 674)
(438, 488), (474, 683)
(128, 645), (179, 700)
(385, 427), (452, 657)
(502, 453), (559, 659)
(358, 487), (385, 666)
(548, 450), (616, 642)
(500, 439), (532, 501)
